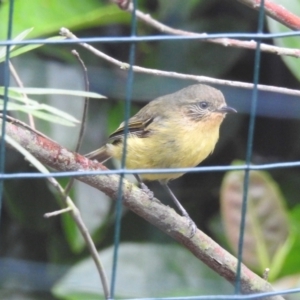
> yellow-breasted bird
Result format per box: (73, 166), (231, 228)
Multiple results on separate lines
(86, 84), (236, 235)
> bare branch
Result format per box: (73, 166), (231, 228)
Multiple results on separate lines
(60, 27), (300, 97)
(237, 0), (300, 30)
(44, 207), (72, 217)
(3, 119), (283, 299)
(63, 50), (90, 196)
(45, 176), (110, 300)
(121, 4), (300, 58)
(70, 49), (89, 154)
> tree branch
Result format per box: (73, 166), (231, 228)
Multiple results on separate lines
(3, 119), (283, 299)
(237, 0), (300, 30)
(60, 27), (300, 98)
(119, 2), (300, 58)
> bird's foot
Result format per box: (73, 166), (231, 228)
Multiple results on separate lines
(188, 218), (197, 238)
(140, 182), (154, 200)
(183, 214), (197, 238)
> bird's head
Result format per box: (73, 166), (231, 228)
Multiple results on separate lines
(178, 84), (236, 122)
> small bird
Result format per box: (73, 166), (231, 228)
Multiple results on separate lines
(86, 84), (236, 236)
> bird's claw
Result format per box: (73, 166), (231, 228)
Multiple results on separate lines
(140, 182), (154, 200)
(181, 213), (197, 238)
(187, 218), (197, 238)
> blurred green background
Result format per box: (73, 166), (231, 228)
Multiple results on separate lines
(1, 0), (300, 299)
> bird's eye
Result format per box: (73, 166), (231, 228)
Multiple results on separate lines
(199, 101), (209, 109)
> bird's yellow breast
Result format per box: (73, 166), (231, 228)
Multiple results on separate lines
(108, 114), (224, 182)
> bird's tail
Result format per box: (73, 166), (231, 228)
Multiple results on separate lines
(85, 146), (112, 164)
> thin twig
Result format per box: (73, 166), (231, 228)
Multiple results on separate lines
(64, 50), (90, 196)
(2, 113), (110, 298)
(44, 206), (72, 217)
(7, 57), (109, 298)
(263, 268), (270, 281)
(9, 61), (35, 128)
(122, 3), (300, 58)
(237, 0), (300, 30)
(71, 49), (90, 154)
(4, 118), (111, 299)
(60, 27), (300, 97)
(1, 117), (109, 298)
(30, 50), (109, 297)
(46, 176), (110, 300)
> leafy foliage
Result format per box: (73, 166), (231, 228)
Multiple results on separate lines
(0, 0), (129, 39)
(220, 161), (300, 287)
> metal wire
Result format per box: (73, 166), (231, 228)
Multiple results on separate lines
(0, 0), (15, 222)
(2, 31), (300, 46)
(0, 160), (299, 179)
(1, 0), (300, 299)
(122, 286), (300, 299)
(235, 0), (265, 294)
(110, 0), (137, 298)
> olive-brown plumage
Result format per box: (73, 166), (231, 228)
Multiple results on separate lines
(86, 84), (236, 236)
(86, 84), (235, 181)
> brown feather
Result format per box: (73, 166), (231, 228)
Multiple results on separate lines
(85, 146), (111, 163)
(108, 117), (154, 142)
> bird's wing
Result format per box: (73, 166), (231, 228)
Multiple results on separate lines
(108, 116), (154, 143)
(86, 116), (154, 161)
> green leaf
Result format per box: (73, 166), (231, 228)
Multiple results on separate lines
(1, 87), (106, 99)
(52, 243), (232, 299)
(276, 205), (300, 278)
(270, 232), (295, 281)
(17, 101), (79, 123)
(20, 109), (76, 126)
(0, 28), (33, 59)
(0, 95), (79, 123)
(0, 87), (106, 126)
(0, 36), (66, 63)
(220, 161), (290, 278)
(0, 1), (129, 40)
(267, 0), (300, 81)
(0, 100), (77, 126)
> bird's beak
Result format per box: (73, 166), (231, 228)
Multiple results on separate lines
(217, 105), (237, 114)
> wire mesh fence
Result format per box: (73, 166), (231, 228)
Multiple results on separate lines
(1, 0), (300, 299)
